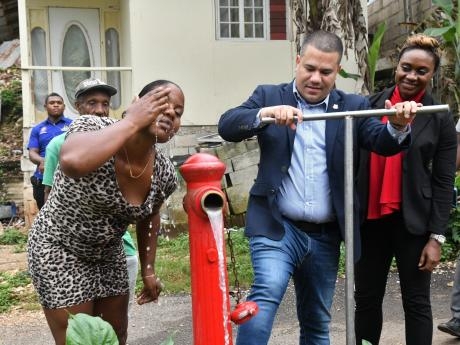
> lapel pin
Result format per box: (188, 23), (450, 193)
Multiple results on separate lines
(332, 104), (338, 110)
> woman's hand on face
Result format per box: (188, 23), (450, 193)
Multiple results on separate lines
(137, 274), (164, 305)
(123, 87), (171, 131)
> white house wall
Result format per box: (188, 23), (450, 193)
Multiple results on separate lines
(124, 0), (367, 126)
(20, 0), (368, 127)
(17, 0), (368, 223)
(126, 0), (295, 126)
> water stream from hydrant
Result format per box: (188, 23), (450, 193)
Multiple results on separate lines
(206, 207), (230, 345)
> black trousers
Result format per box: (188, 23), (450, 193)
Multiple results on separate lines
(354, 212), (432, 345)
(31, 177), (45, 210)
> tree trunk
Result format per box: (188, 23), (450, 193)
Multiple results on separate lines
(290, 0), (370, 94)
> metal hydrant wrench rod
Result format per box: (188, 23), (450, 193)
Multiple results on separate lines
(262, 104), (450, 345)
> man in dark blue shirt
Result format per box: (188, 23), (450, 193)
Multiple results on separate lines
(27, 92), (72, 209)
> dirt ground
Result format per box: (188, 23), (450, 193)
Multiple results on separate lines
(0, 244), (27, 271)
(0, 242), (459, 345)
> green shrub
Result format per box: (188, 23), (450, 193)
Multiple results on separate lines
(448, 174), (460, 253)
(0, 78), (22, 122)
(0, 228), (27, 245)
(0, 228), (28, 252)
(0, 271), (32, 313)
(441, 240), (459, 262)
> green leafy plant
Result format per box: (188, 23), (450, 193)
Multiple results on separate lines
(65, 313), (178, 345)
(362, 340), (372, 345)
(0, 77), (22, 122)
(0, 227), (28, 252)
(0, 271), (34, 313)
(450, 209), (460, 243)
(0, 227), (27, 245)
(66, 313), (118, 345)
(448, 174), (460, 239)
(339, 21), (387, 94)
(367, 22), (387, 93)
(440, 240), (459, 261)
(338, 69), (360, 81)
(423, 0), (459, 116)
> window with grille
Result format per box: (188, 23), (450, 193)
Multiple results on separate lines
(217, 0), (287, 40)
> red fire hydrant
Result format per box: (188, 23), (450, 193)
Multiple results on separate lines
(180, 153), (233, 345)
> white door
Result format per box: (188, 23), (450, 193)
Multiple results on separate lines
(49, 8), (102, 118)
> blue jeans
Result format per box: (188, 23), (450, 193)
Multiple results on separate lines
(236, 220), (341, 345)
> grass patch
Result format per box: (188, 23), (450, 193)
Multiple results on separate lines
(134, 228), (253, 295)
(155, 232), (191, 293)
(0, 271), (38, 313)
(226, 228), (253, 290)
(0, 227), (28, 253)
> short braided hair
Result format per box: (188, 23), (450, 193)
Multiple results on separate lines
(398, 34), (440, 72)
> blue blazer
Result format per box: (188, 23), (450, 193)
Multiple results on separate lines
(218, 82), (410, 260)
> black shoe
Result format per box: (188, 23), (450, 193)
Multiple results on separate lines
(438, 317), (460, 337)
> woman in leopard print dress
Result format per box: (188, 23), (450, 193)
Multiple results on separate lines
(27, 80), (184, 345)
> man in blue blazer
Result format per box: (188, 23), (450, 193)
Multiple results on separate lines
(218, 30), (418, 345)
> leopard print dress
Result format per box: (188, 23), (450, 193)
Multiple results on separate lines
(27, 116), (178, 309)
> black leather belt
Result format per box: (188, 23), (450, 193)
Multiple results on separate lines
(289, 219), (336, 233)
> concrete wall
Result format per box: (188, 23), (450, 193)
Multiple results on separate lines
(126, 0), (295, 127)
(160, 135), (261, 233)
(368, 0), (433, 70)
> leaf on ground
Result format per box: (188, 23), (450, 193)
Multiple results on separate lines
(159, 330), (178, 345)
(65, 313), (119, 345)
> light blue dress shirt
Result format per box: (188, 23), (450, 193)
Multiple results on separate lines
(275, 84), (410, 223)
(252, 83), (410, 224)
(277, 86), (334, 223)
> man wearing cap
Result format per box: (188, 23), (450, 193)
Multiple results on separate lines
(74, 77), (118, 114)
(27, 92), (71, 210)
(42, 77), (139, 313)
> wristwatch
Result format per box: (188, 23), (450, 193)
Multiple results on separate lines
(429, 233), (446, 245)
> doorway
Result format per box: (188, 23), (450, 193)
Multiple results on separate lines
(49, 7), (102, 118)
